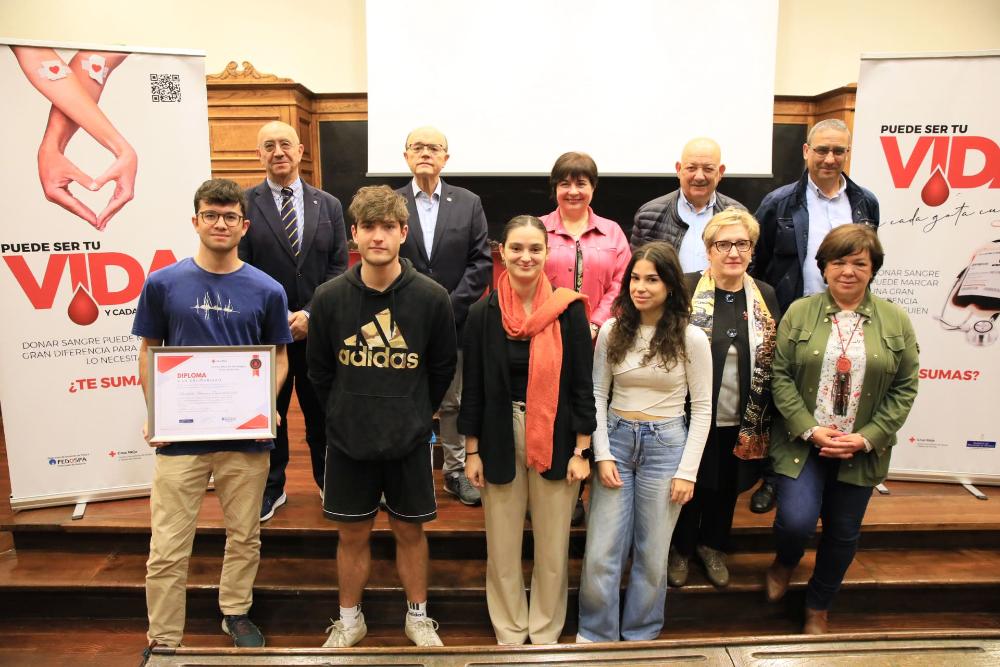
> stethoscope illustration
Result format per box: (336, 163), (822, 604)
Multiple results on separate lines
(935, 301), (1000, 346)
(935, 240), (1000, 347)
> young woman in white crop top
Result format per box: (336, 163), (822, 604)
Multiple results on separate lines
(576, 241), (712, 643)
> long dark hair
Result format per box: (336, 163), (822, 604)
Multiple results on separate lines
(606, 242), (691, 369)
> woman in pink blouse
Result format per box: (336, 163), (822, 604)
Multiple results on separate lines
(541, 151), (632, 524)
(541, 152), (632, 340)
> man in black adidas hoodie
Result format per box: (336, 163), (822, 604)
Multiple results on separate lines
(308, 185), (456, 648)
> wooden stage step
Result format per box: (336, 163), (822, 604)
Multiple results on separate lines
(1, 621), (999, 667)
(2, 541), (999, 631)
(2, 400), (1000, 665)
(4, 470), (1000, 552)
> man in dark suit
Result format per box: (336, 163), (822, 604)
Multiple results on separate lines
(240, 121), (348, 521)
(396, 126), (492, 506)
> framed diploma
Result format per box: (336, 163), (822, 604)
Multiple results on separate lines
(147, 346), (277, 442)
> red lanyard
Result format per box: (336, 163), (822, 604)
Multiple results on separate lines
(831, 313), (862, 416)
(832, 314), (863, 373)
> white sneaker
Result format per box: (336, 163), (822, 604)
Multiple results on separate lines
(405, 616), (443, 647)
(322, 613), (367, 648)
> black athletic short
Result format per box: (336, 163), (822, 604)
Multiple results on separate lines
(323, 443), (437, 524)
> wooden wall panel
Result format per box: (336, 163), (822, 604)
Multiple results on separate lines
(774, 85), (857, 129)
(206, 62), (322, 189)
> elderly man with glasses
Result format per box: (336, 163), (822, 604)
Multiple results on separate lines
(395, 126), (492, 507)
(240, 121), (349, 522)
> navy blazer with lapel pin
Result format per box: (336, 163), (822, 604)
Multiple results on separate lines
(396, 177), (492, 334)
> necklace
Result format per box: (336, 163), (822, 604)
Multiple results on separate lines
(831, 313), (863, 416)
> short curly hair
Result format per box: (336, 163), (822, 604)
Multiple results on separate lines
(193, 179), (246, 216)
(348, 185), (409, 227)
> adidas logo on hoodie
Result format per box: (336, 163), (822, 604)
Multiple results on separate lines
(338, 308), (419, 369)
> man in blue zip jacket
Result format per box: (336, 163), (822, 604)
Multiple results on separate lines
(752, 119), (879, 314)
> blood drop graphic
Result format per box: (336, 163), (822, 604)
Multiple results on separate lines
(67, 285), (99, 325)
(920, 167), (950, 207)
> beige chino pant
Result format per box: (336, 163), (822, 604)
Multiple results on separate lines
(481, 403), (580, 645)
(145, 450), (269, 646)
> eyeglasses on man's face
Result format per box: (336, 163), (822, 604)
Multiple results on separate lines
(809, 145), (850, 158)
(406, 142), (446, 155)
(198, 210), (244, 226)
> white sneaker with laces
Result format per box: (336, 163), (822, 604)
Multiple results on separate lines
(322, 613), (367, 648)
(405, 616), (443, 647)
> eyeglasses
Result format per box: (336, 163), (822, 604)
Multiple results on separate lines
(406, 142), (446, 155)
(712, 240), (752, 254)
(198, 210), (244, 226)
(809, 145), (850, 158)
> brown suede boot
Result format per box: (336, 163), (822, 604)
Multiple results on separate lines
(765, 558), (795, 602)
(803, 607), (829, 634)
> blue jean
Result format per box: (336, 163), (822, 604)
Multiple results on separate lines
(773, 448), (873, 611)
(577, 413), (686, 642)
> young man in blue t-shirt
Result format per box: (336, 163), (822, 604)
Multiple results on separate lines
(133, 179), (291, 654)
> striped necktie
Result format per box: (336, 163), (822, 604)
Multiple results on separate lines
(280, 187), (300, 256)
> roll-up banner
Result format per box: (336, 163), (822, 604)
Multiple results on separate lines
(0, 38), (209, 509)
(851, 51), (1000, 485)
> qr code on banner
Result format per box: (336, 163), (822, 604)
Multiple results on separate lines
(150, 73), (181, 102)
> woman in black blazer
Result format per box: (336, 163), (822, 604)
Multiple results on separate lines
(458, 215), (596, 645)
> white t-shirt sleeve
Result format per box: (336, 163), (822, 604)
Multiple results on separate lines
(674, 325), (714, 482)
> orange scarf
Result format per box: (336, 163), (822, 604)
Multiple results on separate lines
(497, 270), (588, 473)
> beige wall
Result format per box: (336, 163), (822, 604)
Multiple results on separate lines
(0, 0), (368, 93)
(775, 0), (1000, 95)
(2, 0), (998, 96)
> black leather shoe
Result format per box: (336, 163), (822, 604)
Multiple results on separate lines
(750, 482), (776, 514)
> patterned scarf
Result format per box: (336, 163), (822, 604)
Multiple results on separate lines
(497, 270), (588, 473)
(690, 270), (777, 460)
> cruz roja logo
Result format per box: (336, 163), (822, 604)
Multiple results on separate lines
(340, 308), (419, 369)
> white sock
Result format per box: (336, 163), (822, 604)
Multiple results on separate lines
(339, 604), (361, 629)
(406, 600), (427, 622)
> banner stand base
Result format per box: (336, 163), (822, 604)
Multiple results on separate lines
(963, 484), (989, 501)
(10, 485), (152, 512)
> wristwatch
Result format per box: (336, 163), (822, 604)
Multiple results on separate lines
(573, 446), (593, 461)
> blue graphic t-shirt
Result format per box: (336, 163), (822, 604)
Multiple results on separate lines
(132, 257), (293, 455)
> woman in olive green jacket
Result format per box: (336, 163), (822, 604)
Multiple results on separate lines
(763, 224), (919, 634)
